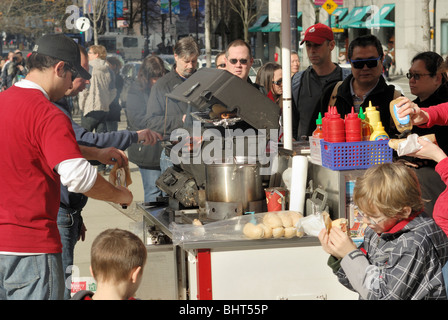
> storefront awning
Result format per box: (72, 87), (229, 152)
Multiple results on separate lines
(261, 22), (280, 32)
(331, 7), (348, 27)
(261, 11), (303, 33)
(364, 4), (395, 28)
(249, 15), (268, 32)
(339, 6), (371, 29)
(260, 23), (302, 32)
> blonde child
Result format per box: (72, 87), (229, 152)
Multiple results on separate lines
(319, 162), (448, 299)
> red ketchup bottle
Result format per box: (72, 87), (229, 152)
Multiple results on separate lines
(325, 107), (345, 142)
(312, 112), (324, 139)
(322, 106), (331, 141)
(345, 107), (362, 142)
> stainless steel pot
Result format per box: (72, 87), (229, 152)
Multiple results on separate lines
(205, 163), (264, 213)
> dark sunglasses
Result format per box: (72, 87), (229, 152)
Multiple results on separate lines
(64, 62), (79, 81)
(350, 56), (381, 69)
(273, 79), (282, 85)
(406, 72), (432, 80)
(228, 58), (248, 65)
(217, 63), (226, 68)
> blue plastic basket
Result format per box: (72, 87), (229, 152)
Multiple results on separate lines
(320, 140), (393, 171)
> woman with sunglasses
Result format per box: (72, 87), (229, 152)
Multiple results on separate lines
(392, 52), (448, 217)
(406, 52), (448, 152)
(255, 62), (283, 107)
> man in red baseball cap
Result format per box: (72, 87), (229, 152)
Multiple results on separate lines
(291, 23), (350, 140)
(300, 23), (334, 45)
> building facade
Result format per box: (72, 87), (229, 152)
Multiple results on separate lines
(250, 0), (448, 76)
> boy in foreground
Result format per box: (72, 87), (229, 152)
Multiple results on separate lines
(318, 162), (448, 299)
(71, 229), (147, 300)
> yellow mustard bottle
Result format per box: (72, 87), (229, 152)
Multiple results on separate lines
(365, 101), (381, 133)
(369, 121), (389, 141)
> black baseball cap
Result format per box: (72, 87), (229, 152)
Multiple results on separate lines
(32, 34), (91, 80)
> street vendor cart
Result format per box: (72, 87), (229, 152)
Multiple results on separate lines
(133, 69), (367, 300)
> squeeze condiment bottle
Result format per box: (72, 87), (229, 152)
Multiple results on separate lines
(345, 107), (362, 142)
(325, 107), (345, 142)
(390, 97), (413, 136)
(312, 112), (324, 139)
(322, 106), (331, 141)
(369, 121), (389, 141)
(365, 101), (381, 132)
(358, 107), (371, 141)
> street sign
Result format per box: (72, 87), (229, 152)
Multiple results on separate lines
(322, 0), (338, 15)
(332, 28), (344, 33)
(75, 17), (90, 32)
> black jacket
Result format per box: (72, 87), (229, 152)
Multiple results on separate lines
(318, 74), (400, 137)
(126, 80), (163, 170)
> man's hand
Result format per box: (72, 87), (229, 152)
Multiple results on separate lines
(137, 129), (163, 146)
(96, 147), (128, 167)
(115, 184), (133, 207)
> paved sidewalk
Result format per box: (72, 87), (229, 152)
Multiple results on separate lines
(72, 113), (147, 280)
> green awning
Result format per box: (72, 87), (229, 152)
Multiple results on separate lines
(339, 6), (371, 29)
(261, 22), (281, 32)
(364, 4), (395, 28)
(260, 22), (302, 33)
(331, 7), (348, 27)
(249, 15), (268, 32)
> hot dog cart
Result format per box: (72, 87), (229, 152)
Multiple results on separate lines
(134, 69), (360, 300)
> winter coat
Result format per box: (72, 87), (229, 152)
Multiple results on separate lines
(126, 80), (163, 170)
(79, 58), (117, 116)
(318, 74), (400, 136)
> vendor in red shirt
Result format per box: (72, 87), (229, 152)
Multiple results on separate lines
(0, 34), (133, 300)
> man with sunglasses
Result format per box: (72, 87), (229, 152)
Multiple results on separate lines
(318, 34), (401, 135)
(224, 40), (266, 93)
(291, 23), (351, 140)
(0, 34), (134, 300)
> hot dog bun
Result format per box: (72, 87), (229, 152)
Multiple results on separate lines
(331, 218), (348, 234)
(388, 134), (437, 150)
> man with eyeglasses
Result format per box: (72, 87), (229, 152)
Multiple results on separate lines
(146, 36), (200, 173)
(318, 34), (401, 135)
(291, 23), (351, 141)
(224, 40), (266, 93)
(0, 34), (134, 300)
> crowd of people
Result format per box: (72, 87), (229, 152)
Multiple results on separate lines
(2, 21), (448, 300)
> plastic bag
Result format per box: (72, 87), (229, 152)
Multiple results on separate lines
(170, 214), (255, 246)
(169, 211), (305, 246)
(296, 212), (326, 237)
